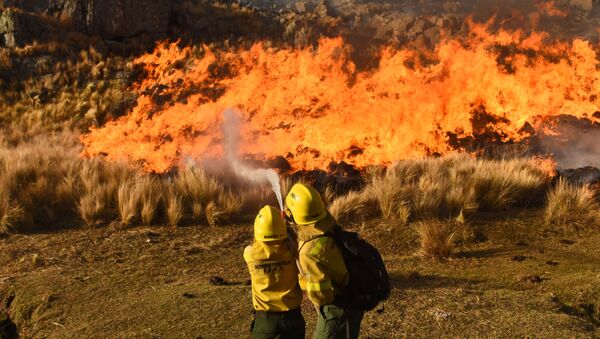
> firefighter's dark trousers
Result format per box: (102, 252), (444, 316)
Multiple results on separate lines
(313, 304), (364, 339)
(251, 307), (305, 339)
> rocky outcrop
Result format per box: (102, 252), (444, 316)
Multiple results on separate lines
(85, 0), (173, 38)
(0, 8), (55, 47)
(0, 0), (172, 47)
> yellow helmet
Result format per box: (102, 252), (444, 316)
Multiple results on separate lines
(285, 183), (327, 225)
(254, 205), (287, 242)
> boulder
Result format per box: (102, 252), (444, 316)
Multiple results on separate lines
(1, 0), (84, 29)
(84, 0), (173, 39)
(388, 13), (417, 33)
(0, 8), (52, 47)
(0, 8), (16, 33)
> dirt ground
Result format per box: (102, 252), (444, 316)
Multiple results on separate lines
(1, 210), (599, 338)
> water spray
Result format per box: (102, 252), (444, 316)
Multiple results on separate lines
(222, 109), (284, 210)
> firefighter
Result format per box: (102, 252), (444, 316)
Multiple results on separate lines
(243, 205), (305, 339)
(285, 183), (364, 339)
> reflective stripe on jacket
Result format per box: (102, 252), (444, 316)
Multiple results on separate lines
(244, 240), (303, 312)
(297, 214), (349, 306)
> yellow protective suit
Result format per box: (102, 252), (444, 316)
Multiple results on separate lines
(297, 214), (349, 306)
(243, 240), (303, 312)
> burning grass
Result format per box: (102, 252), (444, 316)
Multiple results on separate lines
(80, 24), (600, 173)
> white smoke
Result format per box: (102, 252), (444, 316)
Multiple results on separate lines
(222, 108), (284, 210)
(539, 127), (600, 170)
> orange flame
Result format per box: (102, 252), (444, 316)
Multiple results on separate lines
(533, 156), (558, 177)
(81, 21), (600, 173)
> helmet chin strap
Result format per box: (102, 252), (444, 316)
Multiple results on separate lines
(283, 208), (297, 225)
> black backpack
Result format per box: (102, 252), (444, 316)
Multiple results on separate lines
(327, 226), (390, 311)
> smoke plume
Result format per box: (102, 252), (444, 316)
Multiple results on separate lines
(222, 109), (284, 210)
(539, 117), (600, 169)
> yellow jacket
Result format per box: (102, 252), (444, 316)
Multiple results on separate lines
(243, 240), (303, 312)
(297, 214), (349, 306)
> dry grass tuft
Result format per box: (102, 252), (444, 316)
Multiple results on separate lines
(414, 220), (455, 259)
(0, 195), (23, 234)
(78, 192), (105, 227)
(328, 190), (372, 224)
(117, 180), (141, 226)
(172, 166), (249, 225)
(0, 135), (83, 231)
(364, 154), (550, 223)
(78, 160), (133, 227)
(204, 201), (224, 227)
(322, 185), (336, 206)
(165, 189), (184, 227)
(365, 168), (414, 221)
(280, 176), (300, 200)
(140, 178), (162, 225)
(218, 189), (244, 216)
(544, 178), (598, 228)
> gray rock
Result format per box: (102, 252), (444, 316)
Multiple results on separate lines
(1, 0), (84, 30)
(0, 8), (18, 33)
(84, 0), (173, 38)
(388, 13), (416, 33)
(2, 32), (15, 47)
(410, 17), (435, 36)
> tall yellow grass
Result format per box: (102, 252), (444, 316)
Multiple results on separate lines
(0, 134), (281, 233)
(414, 220), (455, 259)
(0, 133), (565, 235)
(544, 178), (598, 228)
(0, 46), (130, 141)
(359, 154), (550, 224)
(328, 190), (371, 224)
